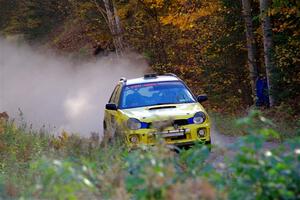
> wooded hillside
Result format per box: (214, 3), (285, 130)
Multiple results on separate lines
(0, 0), (299, 112)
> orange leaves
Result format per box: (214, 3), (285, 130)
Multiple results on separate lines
(269, 6), (298, 17)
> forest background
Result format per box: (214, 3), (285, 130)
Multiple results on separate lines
(0, 0), (299, 121)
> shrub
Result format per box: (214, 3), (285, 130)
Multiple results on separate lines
(0, 110), (299, 199)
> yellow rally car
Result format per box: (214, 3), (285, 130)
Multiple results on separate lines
(103, 73), (211, 148)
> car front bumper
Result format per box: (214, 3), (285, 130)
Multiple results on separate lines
(125, 123), (211, 148)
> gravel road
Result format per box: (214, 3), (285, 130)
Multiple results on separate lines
(209, 124), (281, 168)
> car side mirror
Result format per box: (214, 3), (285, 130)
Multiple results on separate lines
(197, 94), (208, 103)
(106, 103), (118, 110)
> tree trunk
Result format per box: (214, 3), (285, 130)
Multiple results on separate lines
(241, 0), (259, 103)
(259, 0), (275, 106)
(102, 0), (124, 55)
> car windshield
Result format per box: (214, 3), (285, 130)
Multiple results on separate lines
(120, 81), (196, 109)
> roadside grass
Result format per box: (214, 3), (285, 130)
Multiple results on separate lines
(0, 110), (299, 199)
(211, 105), (299, 139)
(211, 112), (245, 136)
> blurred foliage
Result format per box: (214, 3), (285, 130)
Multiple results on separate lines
(0, 112), (300, 199)
(212, 105), (299, 138)
(270, 0), (300, 106)
(0, 0), (72, 41)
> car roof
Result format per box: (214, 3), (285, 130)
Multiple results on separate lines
(124, 75), (180, 86)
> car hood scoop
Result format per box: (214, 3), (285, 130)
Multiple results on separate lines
(120, 103), (204, 120)
(148, 105), (177, 110)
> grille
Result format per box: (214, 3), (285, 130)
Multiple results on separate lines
(169, 134), (187, 140)
(173, 119), (189, 126)
(147, 119), (189, 129)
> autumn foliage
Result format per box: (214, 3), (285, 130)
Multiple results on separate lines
(0, 0), (299, 112)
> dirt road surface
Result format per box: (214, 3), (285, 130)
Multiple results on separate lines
(210, 124), (281, 168)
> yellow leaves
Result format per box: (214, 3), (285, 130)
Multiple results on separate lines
(160, 0), (221, 30)
(143, 0), (165, 9)
(0, 120), (4, 135)
(51, 130), (70, 150)
(177, 38), (193, 45)
(161, 9), (211, 30)
(274, 39), (300, 68)
(59, 130), (70, 142)
(0, 112), (9, 134)
(271, 3), (299, 36)
(118, 5), (130, 19)
(269, 8), (278, 16)
(26, 18), (40, 29)
(75, 2), (94, 18)
(269, 6), (298, 17)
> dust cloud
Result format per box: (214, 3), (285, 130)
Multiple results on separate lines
(0, 39), (147, 136)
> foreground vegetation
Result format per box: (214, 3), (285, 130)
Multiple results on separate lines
(0, 110), (299, 199)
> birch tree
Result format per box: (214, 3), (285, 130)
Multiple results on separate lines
(260, 0), (275, 106)
(93, 0), (124, 55)
(241, 0), (258, 102)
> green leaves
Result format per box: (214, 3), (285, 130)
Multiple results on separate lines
(1, 113), (300, 199)
(236, 109), (280, 139)
(27, 158), (97, 200)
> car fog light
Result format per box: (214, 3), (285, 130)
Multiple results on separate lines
(197, 129), (205, 137)
(129, 135), (139, 143)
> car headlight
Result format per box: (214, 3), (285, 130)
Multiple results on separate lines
(193, 112), (206, 124)
(127, 118), (142, 130)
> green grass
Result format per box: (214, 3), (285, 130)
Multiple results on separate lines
(211, 107), (300, 139)
(211, 112), (245, 136)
